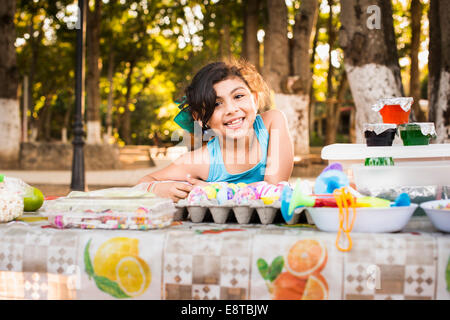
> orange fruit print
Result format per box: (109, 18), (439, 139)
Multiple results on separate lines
(267, 239), (329, 300)
(285, 239), (327, 278)
(272, 272), (306, 300)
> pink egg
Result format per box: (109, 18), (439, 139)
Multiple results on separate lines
(187, 186), (208, 204)
(233, 186), (257, 204)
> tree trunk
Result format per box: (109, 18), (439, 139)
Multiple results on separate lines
(325, 0), (337, 145)
(242, 0), (260, 69)
(0, 0), (20, 168)
(104, 49), (114, 143)
(219, 0), (232, 61)
(86, 0), (102, 144)
(309, 5), (320, 138)
(410, 0), (425, 122)
(122, 61), (135, 145)
(428, 0), (450, 143)
(339, 0), (405, 143)
(271, 0), (318, 155)
(262, 0), (290, 93)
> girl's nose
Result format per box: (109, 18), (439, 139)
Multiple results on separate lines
(224, 100), (239, 115)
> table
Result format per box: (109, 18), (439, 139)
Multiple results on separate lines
(321, 143), (450, 171)
(0, 214), (449, 300)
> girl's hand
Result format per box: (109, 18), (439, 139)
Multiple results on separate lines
(186, 174), (209, 187)
(152, 182), (193, 203)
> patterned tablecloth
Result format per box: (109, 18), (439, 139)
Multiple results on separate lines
(0, 215), (449, 300)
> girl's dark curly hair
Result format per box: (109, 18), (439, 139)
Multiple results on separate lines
(185, 59), (271, 130)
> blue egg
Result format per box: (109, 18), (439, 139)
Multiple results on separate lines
(217, 188), (228, 205)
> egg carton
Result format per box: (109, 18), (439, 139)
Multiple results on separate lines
(174, 199), (307, 225)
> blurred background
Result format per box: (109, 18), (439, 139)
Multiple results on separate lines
(0, 0), (449, 194)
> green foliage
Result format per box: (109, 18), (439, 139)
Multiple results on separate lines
(13, 0), (430, 145)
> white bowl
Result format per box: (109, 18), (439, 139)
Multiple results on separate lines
(420, 200), (450, 233)
(307, 204), (418, 233)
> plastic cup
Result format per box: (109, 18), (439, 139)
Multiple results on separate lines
(364, 128), (397, 146)
(364, 157), (395, 166)
(399, 124), (432, 146)
(379, 105), (411, 124)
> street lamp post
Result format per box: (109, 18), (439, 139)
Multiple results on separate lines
(71, 0), (86, 191)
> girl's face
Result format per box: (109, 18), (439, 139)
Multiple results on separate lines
(206, 77), (258, 140)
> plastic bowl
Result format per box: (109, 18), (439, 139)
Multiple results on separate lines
(307, 204), (418, 233)
(420, 200), (450, 233)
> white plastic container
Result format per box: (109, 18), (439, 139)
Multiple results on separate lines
(41, 196), (175, 230)
(307, 204), (418, 233)
(321, 143), (450, 172)
(352, 162), (450, 191)
(420, 200), (450, 233)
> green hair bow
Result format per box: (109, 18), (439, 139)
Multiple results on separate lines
(174, 96), (195, 133)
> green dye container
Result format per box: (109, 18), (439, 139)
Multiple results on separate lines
(364, 157), (395, 166)
(398, 123), (436, 146)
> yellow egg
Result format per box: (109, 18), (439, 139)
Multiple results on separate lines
(236, 182), (247, 188)
(210, 183), (221, 191)
(261, 196), (278, 205)
(203, 186), (217, 199)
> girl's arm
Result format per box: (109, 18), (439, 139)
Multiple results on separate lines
(261, 109), (294, 184)
(138, 146), (210, 201)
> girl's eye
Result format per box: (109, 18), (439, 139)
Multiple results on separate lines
(235, 94), (244, 99)
(215, 101), (222, 107)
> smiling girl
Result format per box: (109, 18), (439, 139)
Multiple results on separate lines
(139, 59), (294, 202)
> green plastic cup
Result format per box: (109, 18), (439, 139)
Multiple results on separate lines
(399, 124), (432, 146)
(364, 157), (395, 166)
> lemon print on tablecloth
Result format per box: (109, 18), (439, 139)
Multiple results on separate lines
(85, 237), (151, 299)
(116, 256), (151, 297)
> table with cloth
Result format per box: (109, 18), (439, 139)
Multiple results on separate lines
(0, 215), (449, 300)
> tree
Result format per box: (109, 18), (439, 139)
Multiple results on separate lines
(262, 0), (289, 93)
(86, 0), (103, 144)
(428, 0), (450, 143)
(0, 0), (21, 168)
(324, 0), (340, 145)
(339, 0), (404, 143)
(410, 0), (425, 122)
(242, 0), (260, 69)
(264, 0), (317, 155)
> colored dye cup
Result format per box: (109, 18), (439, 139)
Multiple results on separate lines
(364, 157), (395, 166)
(364, 128), (397, 147)
(398, 123), (436, 146)
(379, 105), (411, 125)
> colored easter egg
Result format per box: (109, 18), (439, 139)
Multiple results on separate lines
(236, 182), (247, 189)
(227, 183), (239, 193)
(253, 181), (269, 199)
(187, 186), (208, 204)
(233, 186), (257, 205)
(203, 185), (217, 199)
(217, 187), (234, 205)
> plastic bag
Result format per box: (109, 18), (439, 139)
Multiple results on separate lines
(0, 175), (27, 222)
(67, 183), (154, 198)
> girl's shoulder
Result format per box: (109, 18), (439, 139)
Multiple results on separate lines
(259, 109), (287, 129)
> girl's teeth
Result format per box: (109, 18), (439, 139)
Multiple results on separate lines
(227, 118), (243, 125)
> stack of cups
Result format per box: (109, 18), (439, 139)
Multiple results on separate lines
(368, 97), (436, 147)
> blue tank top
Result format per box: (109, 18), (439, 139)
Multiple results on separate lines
(206, 115), (269, 183)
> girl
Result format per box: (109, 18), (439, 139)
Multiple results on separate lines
(139, 59), (294, 202)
